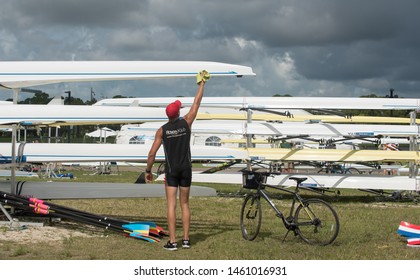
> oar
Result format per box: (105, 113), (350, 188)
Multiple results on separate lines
(44, 204), (153, 236)
(128, 221), (169, 236)
(407, 238), (420, 247)
(1, 197), (159, 242)
(121, 223), (165, 239)
(400, 220), (420, 230)
(45, 208), (158, 242)
(397, 220), (420, 238)
(1, 191), (162, 238)
(1, 191), (150, 228)
(0, 194), (161, 242)
(0, 191), (161, 236)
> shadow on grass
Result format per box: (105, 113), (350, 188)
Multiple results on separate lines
(102, 214), (240, 244)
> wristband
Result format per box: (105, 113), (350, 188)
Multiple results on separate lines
(146, 169), (151, 173)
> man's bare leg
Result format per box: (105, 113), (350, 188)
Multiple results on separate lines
(165, 185), (178, 243)
(179, 186), (191, 240)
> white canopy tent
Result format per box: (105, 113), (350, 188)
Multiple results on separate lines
(85, 127), (117, 143)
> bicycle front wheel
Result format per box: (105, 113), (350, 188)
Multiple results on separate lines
(294, 198), (339, 246)
(240, 193), (261, 241)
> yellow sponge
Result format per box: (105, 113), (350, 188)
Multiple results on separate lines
(196, 70), (211, 84)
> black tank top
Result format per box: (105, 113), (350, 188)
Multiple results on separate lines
(162, 118), (191, 174)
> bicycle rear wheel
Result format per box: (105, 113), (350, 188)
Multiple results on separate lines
(240, 193), (261, 241)
(294, 198), (339, 245)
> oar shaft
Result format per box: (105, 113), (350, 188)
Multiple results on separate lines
(1, 190), (129, 225)
(0, 191), (162, 241)
(1, 197), (156, 241)
(1, 190), (129, 224)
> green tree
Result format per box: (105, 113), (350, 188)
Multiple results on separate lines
(65, 96), (85, 105)
(112, 95), (127, 99)
(19, 92), (52, 104)
(272, 94), (292, 97)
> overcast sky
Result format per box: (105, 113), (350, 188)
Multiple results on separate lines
(1, 0), (419, 101)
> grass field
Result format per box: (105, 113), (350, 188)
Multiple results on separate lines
(1, 169), (420, 260)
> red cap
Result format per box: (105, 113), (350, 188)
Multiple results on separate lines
(165, 100), (182, 119)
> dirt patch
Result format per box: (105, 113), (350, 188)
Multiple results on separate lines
(0, 222), (95, 244)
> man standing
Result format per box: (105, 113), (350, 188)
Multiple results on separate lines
(145, 70), (210, 250)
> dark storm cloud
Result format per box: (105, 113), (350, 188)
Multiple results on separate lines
(1, 0), (420, 98)
(146, 0), (409, 47)
(9, 0), (146, 27)
(242, 1), (404, 47)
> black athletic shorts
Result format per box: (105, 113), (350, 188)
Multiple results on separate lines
(165, 168), (192, 187)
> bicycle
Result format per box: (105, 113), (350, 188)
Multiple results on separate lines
(240, 170), (340, 246)
(317, 163), (361, 174)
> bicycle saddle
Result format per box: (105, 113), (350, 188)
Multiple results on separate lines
(288, 177), (308, 185)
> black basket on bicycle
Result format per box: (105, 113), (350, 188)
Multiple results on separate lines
(242, 170), (267, 189)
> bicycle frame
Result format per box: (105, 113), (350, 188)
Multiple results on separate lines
(256, 181), (313, 230)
